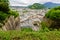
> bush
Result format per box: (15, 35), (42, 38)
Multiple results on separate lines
(0, 10), (19, 27)
(8, 10), (19, 18)
(0, 11), (8, 24)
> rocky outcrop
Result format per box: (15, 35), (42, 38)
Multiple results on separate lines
(19, 9), (47, 31)
(2, 16), (20, 31)
(2, 9), (48, 31)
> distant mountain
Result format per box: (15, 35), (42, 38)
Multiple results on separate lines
(44, 2), (60, 8)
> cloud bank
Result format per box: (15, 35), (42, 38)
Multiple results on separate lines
(9, 0), (60, 6)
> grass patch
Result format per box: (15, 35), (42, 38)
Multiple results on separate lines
(0, 28), (60, 40)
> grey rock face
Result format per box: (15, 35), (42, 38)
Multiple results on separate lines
(2, 16), (20, 31)
(19, 9), (48, 31)
(2, 8), (48, 31)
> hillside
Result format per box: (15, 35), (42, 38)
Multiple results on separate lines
(28, 3), (45, 9)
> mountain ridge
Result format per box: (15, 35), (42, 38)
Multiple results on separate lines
(10, 2), (60, 9)
(43, 2), (60, 8)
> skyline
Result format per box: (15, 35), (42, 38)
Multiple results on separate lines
(9, 0), (60, 6)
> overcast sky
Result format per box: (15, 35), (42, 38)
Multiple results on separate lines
(9, 0), (60, 6)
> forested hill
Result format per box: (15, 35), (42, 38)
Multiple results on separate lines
(28, 3), (45, 9)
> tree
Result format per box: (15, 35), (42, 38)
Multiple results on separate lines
(45, 6), (60, 21)
(0, 0), (9, 2)
(0, 0), (9, 13)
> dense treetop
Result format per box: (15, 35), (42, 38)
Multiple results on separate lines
(0, 0), (8, 2)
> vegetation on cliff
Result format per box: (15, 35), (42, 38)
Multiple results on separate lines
(0, 0), (19, 27)
(45, 6), (60, 30)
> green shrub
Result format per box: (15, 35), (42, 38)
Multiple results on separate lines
(41, 21), (49, 32)
(0, 10), (19, 27)
(8, 10), (19, 18)
(0, 11), (8, 23)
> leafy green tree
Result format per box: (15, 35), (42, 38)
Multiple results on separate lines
(0, 0), (9, 13)
(0, 0), (9, 2)
(45, 6), (60, 21)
